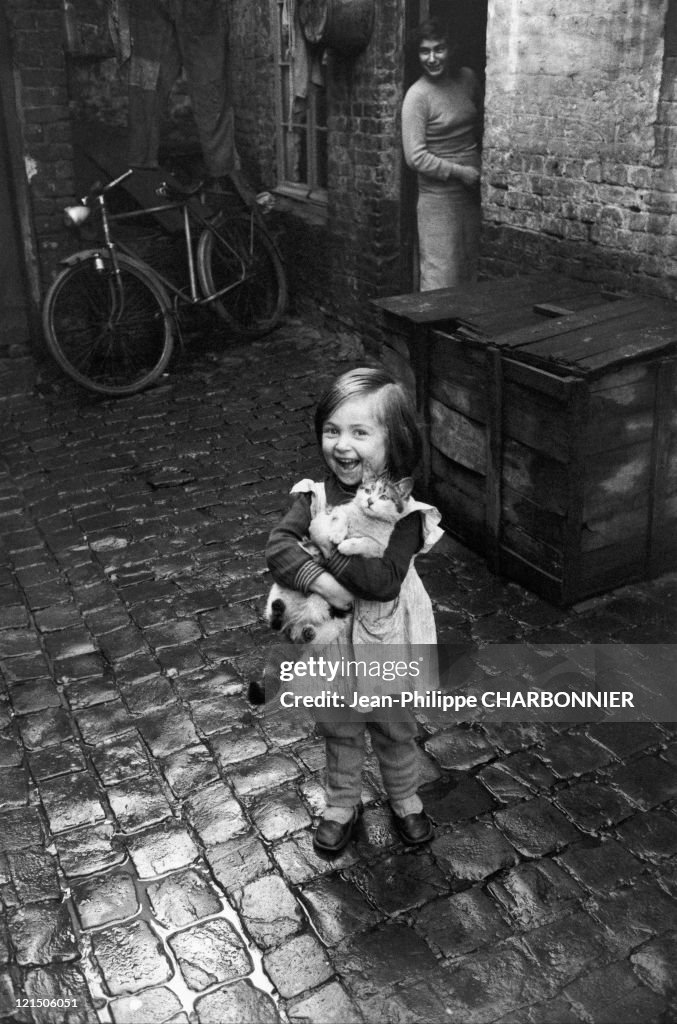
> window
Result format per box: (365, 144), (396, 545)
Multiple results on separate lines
(273, 0), (328, 203)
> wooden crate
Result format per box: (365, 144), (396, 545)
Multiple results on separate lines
(374, 274), (677, 605)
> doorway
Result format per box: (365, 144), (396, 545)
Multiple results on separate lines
(425, 0), (488, 86)
(401, 0), (488, 290)
(0, 10), (38, 357)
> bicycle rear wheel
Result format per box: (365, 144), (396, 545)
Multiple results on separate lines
(197, 212), (287, 338)
(43, 252), (174, 396)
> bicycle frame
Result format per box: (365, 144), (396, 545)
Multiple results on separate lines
(94, 182), (256, 310)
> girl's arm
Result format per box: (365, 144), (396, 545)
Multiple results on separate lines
(308, 572), (353, 610)
(265, 494), (354, 606)
(322, 512), (423, 602)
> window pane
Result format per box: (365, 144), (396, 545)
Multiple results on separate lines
(316, 127), (328, 189)
(281, 67), (291, 123)
(314, 83), (327, 128)
(284, 122), (307, 182)
(278, 2), (291, 59)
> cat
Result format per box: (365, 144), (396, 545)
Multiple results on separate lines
(265, 475), (414, 645)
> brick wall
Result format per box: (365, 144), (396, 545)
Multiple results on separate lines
(482, 0), (677, 298)
(326, 3), (407, 326)
(229, 1), (408, 338)
(5, 0), (75, 289)
(229, 0), (277, 188)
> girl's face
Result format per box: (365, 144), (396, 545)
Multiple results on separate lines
(419, 37), (450, 79)
(321, 393), (388, 487)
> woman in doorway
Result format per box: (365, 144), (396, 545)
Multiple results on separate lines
(402, 18), (482, 290)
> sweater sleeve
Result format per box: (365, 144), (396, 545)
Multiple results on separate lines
(265, 493), (326, 594)
(401, 86), (455, 181)
(323, 511), (423, 602)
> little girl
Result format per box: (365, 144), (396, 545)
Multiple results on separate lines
(265, 367), (443, 855)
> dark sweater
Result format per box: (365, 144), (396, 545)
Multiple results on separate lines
(265, 476), (423, 603)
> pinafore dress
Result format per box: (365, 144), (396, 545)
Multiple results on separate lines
(292, 478), (444, 647)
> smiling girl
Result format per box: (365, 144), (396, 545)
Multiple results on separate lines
(265, 368), (444, 855)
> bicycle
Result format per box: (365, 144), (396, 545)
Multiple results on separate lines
(42, 170), (288, 396)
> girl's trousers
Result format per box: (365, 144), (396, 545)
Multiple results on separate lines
(316, 712), (419, 808)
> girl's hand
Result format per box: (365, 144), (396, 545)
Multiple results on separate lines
(310, 572), (354, 611)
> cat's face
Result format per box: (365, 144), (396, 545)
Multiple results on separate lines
(356, 476), (414, 518)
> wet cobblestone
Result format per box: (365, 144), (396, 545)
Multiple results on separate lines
(1, 317), (676, 1022)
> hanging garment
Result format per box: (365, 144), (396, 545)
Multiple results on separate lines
(127, 0), (236, 175)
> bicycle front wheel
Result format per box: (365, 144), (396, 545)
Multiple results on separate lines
(197, 212), (287, 338)
(43, 253), (174, 396)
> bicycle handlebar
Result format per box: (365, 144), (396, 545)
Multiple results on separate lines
(81, 169), (134, 204)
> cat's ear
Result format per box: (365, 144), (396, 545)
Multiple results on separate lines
(394, 477), (414, 500)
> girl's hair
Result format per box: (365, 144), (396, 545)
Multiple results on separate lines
(315, 367), (423, 479)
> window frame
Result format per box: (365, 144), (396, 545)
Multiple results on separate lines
(272, 0), (328, 206)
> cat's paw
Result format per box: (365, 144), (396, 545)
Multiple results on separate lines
(336, 537), (362, 556)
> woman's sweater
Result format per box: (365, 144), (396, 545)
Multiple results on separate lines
(402, 69), (480, 193)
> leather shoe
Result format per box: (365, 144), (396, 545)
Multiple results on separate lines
(313, 806), (361, 855)
(393, 809), (434, 846)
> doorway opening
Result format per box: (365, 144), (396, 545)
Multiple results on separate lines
(401, 0), (488, 291)
(425, 0), (488, 88)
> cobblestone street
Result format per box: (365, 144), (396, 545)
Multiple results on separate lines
(0, 317), (676, 1024)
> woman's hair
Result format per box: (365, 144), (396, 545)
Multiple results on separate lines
(315, 367), (423, 479)
(413, 18), (450, 47)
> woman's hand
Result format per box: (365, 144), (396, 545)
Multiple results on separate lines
(310, 572), (354, 611)
(449, 163), (481, 188)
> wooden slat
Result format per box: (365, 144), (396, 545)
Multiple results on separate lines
(581, 505), (649, 552)
(430, 399), (486, 473)
(430, 332), (486, 372)
(431, 445), (484, 497)
(648, 358), (676, 577)
(502, 485), (565, 548)
(561, 380), (587, 605)
(589, 360), (651, 394)
(580, 324), (676, 373)
(583, 441), (652, 519)
(520, 306), (675, 371)
(471, 284), (610, 342)
(374, 272), (574, 328)
(665, 436), (677, 494)
(493, 298), (647, 351)
(432, 477), (485, 548)
(503, 383), (571, 462)
(647, 511), (677, 571)
(501, 523), (564, 576)
(548, 311), (674, 366)
(430, 375), (486, 423)
(578, 543), (649, 598)
(498, 546), (564, 605)
(485, 346), (503, 571)
(501, 357), (576, 401)
(586, 363), (656, 454)
(502, 439), (569, 514)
